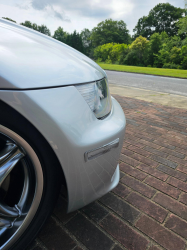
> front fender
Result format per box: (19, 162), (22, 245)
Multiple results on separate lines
(0, 86), (126, 212)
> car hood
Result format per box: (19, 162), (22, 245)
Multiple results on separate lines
(0, 19), (106, 90)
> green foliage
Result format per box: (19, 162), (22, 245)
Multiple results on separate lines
(94, 43), (114, 62)
(53, 27), (67, 43)
(130, 36), (149, 51)
(91, 19), (131, 47)
(153, 35), (182, 67)
(94, 43), (129, 64)
(133, 3), (185, 38)
(96, 58), (102, 63)
(20, 21), (33, 29)
(133, 16), (152, 39)
(80, 29), (92, 56)
(37, 25), (51, 36)
(2, 17), (16, 23)
(65, 31), (84, 53)
(181, 45), (187, 69)
(162, 63), (182, 69)
(105, 58), (112, 64)
(170, 47), (182, 64)
(5, 1), (187, 70)
(20, 21), (51, 36)
(94, 27), (187, 70)
(145, 32), (166, 66)
(121, 36), (149, 66)
(123, 50), (140, 66)
(177, 16), (187, 39)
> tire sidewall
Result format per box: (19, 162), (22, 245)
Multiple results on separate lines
(0, 101), (62, 250)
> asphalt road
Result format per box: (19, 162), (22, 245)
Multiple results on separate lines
(106, 70), (187, 97)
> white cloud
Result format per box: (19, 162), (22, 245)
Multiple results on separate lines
(0, 0), (185, 35)
(110, 0), (134, 19)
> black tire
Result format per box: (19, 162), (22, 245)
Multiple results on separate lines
(0, 100), (63, 250)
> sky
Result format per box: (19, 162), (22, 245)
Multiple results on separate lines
(0, 0), (185, 35)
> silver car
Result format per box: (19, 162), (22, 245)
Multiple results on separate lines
(0, 19), (126, 249)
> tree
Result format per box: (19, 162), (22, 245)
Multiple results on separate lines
(149, 33), (163, 54)
(20, 21), (35, 29)
(32, 23), (38, 31)
(94, 43), (114, 62)
(146, 32), (168, 66)
(154, 35), (182, 68)
(133, 3), (185, 38)
(2, 17), (16, 23)
(81, 28), (92, 56)
(91, 19), (131, 47)
(181, 45), (187, 69)
(66, 31), (84, 53)
(130, 36), (149, 50)
(176, 0), (187, 41)
(133, 16), (152, 40)
(120, 36), (149, 66)
(170, 46), (182, 64)
(130, 36), (149, 61)
(37, 25), (51, 36)
(20, 21), (51, 36)
(93, 43), (129, 64)
(177, 17), (187, 36)
(53, 27), (67, 43)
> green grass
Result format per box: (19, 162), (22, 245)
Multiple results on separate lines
(98, 63), (187, 79)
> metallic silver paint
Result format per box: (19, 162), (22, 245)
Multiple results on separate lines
(0, 88), (126, 212)
(84, 138), (120, 162)
(0, 19), (107, 90)
(0, 19), (126, 214)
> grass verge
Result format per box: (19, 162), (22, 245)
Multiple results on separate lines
(98, 63), (187, 79)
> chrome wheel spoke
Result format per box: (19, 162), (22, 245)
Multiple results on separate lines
(0, 219), (11, 228)
(0, 145), (25, 186)
(0, 202), (19, 218)
(0, 143), (17, 163)
(0, 125), (43, 249)
(18, 160), (29, 211)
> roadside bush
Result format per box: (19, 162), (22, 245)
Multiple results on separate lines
(162, 63), (181, 69)
(94, 43), (114, 62)
(123, 50), (140, 66)
(93, 33), (187, 69)
(105, 57), (112, 64)
(94, 43), (130, 64)
(181, 46), (187, 69)
(181, 57), (187, 69)
(96, 58), (102, 63)
(118, 46), (130, 64)
(170, 47), (182, 65)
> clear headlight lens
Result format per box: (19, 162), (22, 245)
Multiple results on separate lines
(75, 78), (112, 119)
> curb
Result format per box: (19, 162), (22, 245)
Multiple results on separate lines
(103, 69), (187, 80)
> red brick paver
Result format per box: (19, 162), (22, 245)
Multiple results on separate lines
(28, 95), (187, 250)
(135, 215), (185, 250)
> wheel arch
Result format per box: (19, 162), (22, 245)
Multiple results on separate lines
(0, 99), (68, 200)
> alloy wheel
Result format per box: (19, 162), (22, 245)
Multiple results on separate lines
(0, 125), (43, 249)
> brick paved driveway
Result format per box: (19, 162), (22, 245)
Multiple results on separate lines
(29, 95), (187, 250)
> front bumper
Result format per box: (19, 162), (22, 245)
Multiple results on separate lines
(0, 86), (126, 212)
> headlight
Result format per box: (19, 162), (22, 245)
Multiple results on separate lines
(75, 78), (112, 119)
